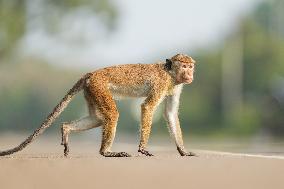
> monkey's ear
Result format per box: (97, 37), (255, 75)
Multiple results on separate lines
(165, 59), (172, 70)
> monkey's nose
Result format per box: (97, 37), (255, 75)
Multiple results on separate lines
(184, 75), (193, 80)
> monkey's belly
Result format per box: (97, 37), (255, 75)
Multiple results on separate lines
(108, 83), (150, 100)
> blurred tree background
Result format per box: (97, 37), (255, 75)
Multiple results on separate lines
(0, 0), (117, 131)
(0, 0), (283, 140)
(185, 0), (284, 137)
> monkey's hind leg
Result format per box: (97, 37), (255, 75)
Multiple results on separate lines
(95, 94), (131, 157)
(99, 110), (131, 157)
(61, 123), (70, 156)
(61, 116), (101, 157)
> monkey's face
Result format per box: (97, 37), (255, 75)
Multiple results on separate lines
(166, 54), (196, 84)
(175, 62), (195, 84)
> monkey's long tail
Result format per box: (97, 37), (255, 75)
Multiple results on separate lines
(0, 73), (91, 156)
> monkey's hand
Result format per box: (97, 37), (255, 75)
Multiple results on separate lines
(177, 147), (196, 157)
(138, 148), (154, 156)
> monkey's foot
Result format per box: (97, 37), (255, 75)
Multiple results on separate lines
(177, 147), (196, 156)
(101, 151), (131, 157)
(63, 144), (70, 157)
(180, 151), (196, 156)
(138, 148), (154, 156)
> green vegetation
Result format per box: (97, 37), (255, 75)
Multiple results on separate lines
(0, 0), (117, 57)
(179, 0), (284, 137)
(0, 60), (85, 131)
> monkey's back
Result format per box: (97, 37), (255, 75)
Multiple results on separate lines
(87, 63), (173, 99)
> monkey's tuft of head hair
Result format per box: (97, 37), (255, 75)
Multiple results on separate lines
(171, 54), (195, 64)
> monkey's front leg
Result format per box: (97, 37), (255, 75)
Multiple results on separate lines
(164, 95), (196, 157)
(168, 117), (195, 156)
(138, 95), (162, 156)
(174, 120), (196, 156)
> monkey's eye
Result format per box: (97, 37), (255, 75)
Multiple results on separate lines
(182, 65), (187, 68)
(189, 65), (193, 69)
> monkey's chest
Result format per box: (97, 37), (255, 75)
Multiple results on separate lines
(108, 83), (151, 100)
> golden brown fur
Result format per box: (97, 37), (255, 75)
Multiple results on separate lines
(0, 54), (196, 157)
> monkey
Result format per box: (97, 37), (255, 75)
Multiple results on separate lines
(0, 53), (196, 157)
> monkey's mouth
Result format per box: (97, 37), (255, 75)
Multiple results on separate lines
(183, 77), (193, 84)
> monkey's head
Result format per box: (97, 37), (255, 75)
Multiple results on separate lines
(165, 54), (196, 84)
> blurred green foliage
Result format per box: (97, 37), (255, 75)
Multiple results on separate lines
(0, 0), (25, 56)
(0, 0), (117, 57)
(0, 60), (85, 131)
(177, 0), (284, 137)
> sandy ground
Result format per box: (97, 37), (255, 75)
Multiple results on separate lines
(0, 135), (284, 189)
